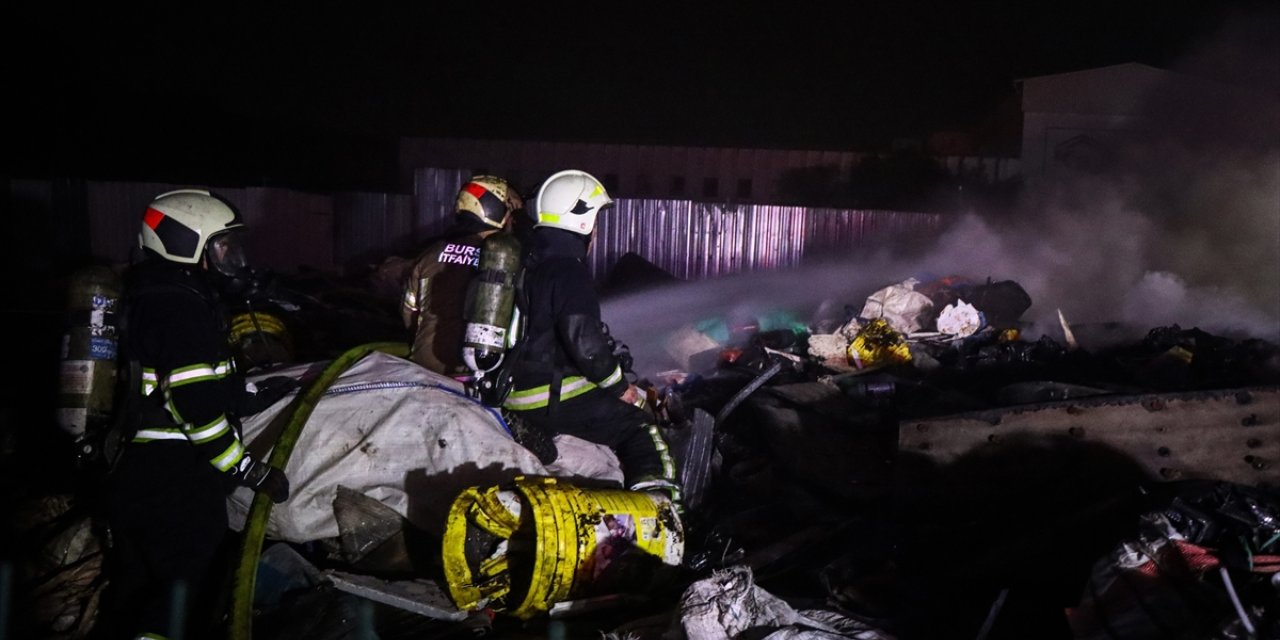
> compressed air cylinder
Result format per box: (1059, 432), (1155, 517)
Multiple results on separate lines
(57, 265), (122, 440)
(463, 233), (522, 374)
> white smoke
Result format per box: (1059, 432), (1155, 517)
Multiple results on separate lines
(603, 7), (1280, 380)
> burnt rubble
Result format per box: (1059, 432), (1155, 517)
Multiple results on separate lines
(5, 271), (1279, 640)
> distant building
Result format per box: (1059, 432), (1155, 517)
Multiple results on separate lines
(1017, 62), (1279, 181)
(404, 62), (1278, 207)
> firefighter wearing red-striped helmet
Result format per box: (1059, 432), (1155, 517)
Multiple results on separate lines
(456, 175), (524, 230)
(140, 189), (250, 280)
(402, 176), (525, 377)
(101, 189), (294, 639)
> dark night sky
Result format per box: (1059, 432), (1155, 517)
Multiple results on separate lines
(6, 1), (1274, 191)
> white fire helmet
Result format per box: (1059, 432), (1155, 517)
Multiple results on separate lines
(533, 170), (613, 236)
(456, 175), (523, 229)
(138, 189), (248, 276)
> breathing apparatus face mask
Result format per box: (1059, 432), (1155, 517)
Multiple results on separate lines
(207, 229), (249, 277)
(205, 229), (256, 297)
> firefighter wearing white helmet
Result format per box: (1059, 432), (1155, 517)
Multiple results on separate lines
(100, 189), (296, 639)
(402, 176), (524, 377)
(533, 169), (614, 235)
(505, 170), (683, 512)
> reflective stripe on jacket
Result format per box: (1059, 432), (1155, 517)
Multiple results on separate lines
(503, 228), (628, 410)
(123, 259), (251, 475)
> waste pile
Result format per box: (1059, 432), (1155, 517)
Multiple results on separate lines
(6, 270), (1278, 640)
(641, 273), (1279, 639)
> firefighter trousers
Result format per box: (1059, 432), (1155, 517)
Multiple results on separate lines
(98, 442), (231, 640)
(519, 388), (676, 488)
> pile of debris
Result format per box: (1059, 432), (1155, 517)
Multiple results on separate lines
(8, 271), (1279, 640)
(640, 273), (1279, 639)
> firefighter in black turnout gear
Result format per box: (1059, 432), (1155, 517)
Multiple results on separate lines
(402, 175), (523, 379)
(503, 170), (681, 505)
(98, 189), (295, 640)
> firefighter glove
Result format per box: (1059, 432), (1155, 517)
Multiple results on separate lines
(239, 459), (291, 503)
(238, 376), (300, 416)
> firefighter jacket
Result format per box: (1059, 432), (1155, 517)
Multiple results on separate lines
(503, 228), (628, 412)
(121, 258), (255, 477)
(401, 218), (495, 377)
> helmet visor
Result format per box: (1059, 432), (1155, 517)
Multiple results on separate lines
(206, 229), (249, 277)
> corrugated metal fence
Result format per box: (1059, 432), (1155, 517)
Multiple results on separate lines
(405, 169), (944, 281)
(11, 176), (943, 281)
(589, 201), (941, 281)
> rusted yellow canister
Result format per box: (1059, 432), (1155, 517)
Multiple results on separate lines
(848, 317), (912, 369)
(442, 476), (683, 619)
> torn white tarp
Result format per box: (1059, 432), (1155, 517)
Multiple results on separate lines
(674, 565), (894, 640)
(858, 278), (934, 335)
(935, 299), (984, 337)
(227, 351), (620, 543)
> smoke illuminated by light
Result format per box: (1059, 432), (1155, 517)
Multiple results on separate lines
(603, 9), (1280, 381)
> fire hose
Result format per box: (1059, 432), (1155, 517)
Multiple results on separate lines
(228, 341), (409, 640)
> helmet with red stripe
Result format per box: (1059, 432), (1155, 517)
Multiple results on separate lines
(456, 175), (523, 230)
(138, 189), (248, 277)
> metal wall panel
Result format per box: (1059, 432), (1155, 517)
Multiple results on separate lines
(243, 188), (335, 273)
(410, 167), (469, 244)
(585, 200), (942, 282)
(10, 178), (91, 282)
(87, 181), (201, 264)
(332, 190), (415, 269)
(401, 137), (877, 204)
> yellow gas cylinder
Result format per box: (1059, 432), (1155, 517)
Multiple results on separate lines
(848, 317), (912, 369)
(443, 476), (684, 619)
